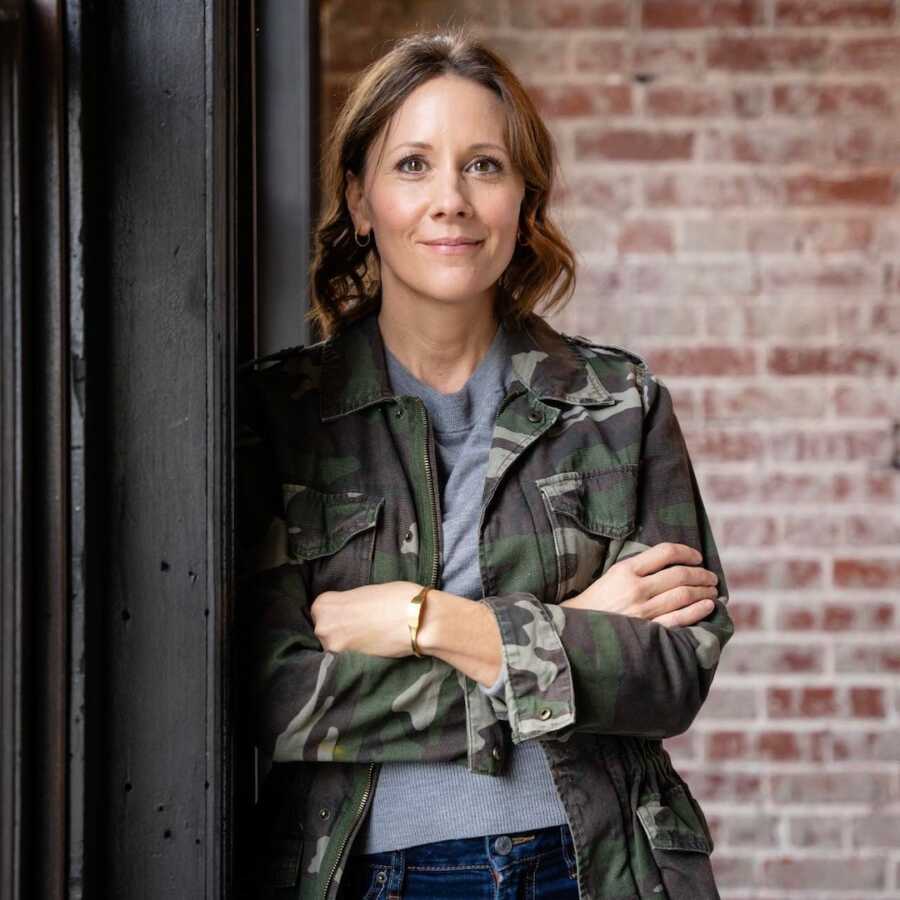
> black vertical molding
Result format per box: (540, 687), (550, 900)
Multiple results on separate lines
(0, 3), (28, 900)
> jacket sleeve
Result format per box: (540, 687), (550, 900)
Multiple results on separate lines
(236, 367), (502, 771)
(478, 369), (734, 744)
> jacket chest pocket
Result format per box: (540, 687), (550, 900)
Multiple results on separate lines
(282, 483), (383, 593)
(535, 465), (638, 604)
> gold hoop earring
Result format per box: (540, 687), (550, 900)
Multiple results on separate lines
(355, 229), (371, 248)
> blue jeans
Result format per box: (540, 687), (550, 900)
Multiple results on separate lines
(340, 824), (580, 899)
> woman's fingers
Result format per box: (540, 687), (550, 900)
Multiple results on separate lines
(642, 584), (719, 621)
(628, 542), (703, 577)
(641, 563), (718, 601)
(652, 597), (716, 629)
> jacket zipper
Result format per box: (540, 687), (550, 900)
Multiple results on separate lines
(421, 401), (441, 589)
(321, 399), (441, 900)
(321, 762), (378, 900)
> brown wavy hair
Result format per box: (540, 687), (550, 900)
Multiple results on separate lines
(307, 26), (576, 339)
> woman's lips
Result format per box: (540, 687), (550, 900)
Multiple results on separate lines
(421, 240), (484, 255)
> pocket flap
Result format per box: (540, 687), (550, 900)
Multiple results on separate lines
(636, 785), (713, 855)
(536, 465), (638, 539)
(282, 483), (381, 560)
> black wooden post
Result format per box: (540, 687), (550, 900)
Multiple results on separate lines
(0, 0), (279, 896)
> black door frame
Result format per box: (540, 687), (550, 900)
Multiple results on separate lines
(0, 0), (315, 895)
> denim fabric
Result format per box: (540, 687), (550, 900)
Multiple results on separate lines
(339, 824), (579, 899)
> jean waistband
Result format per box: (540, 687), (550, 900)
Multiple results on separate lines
(351, 823), (572, 868)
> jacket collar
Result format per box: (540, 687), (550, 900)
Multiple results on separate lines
(319, 307), (613, 421)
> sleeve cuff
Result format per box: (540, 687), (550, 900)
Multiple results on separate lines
(477, 593), (575, 743)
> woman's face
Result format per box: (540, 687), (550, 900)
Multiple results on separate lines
(346, 74), (525, 314)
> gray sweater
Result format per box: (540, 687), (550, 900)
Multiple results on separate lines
(353, 321), (568, 854)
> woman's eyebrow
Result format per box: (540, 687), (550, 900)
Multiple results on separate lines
(389, 141), (508, 154)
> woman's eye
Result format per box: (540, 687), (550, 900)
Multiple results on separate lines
(395, 155), (505, 175)
(397, 156), (426, 174)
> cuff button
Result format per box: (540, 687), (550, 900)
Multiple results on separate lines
(539, 707), (552, 720)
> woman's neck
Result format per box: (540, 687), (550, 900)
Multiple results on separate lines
(377, 298), (499, 396)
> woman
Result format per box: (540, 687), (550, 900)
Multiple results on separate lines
(237, 27), (733, 900)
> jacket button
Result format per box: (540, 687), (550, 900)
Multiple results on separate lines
(492, 746), (502, 761)
(318, 807), (330, 819)
(395, 404), (404, 417)
(375, 871), (387, 884)
(528, 408), (542, 423)
(539, 707), (552, 721)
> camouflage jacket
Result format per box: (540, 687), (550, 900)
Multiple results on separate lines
(236, 308), (734, 900)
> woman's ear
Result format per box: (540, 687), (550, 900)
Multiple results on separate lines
(345, 170), (369, 234)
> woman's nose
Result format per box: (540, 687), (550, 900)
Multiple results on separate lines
(429, 169), (472, 217)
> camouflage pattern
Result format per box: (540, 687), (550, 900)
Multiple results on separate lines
(237, 308), (733, 899)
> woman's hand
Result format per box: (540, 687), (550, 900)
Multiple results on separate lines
(310, 581), (422, 657)
(561, 543), (719, 628)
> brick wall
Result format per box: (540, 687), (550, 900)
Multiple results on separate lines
(320, 2), (900, 895)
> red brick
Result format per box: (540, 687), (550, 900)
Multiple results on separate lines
(773, 82), (894, 117)
(718, 513), (779, 546)
(771, 771), (893, 803)
(782, 514), (844, 546)
(768, 346), (899, 377)
(850, 686), (887, 717)
(834, 558), (900, 589)
(519, 0), (629, 28)
(646, 85), (764, 118)
(643, 0), (764, 28)
(833, 123), (900, 166)
(786, 171), (897, 205)
(724, 558), (823, 590)
(616, 219), (674, 254)
(702, 127), (823, 165)
(489, 36), (571, 76)
(834, 384), (900, 418)
(705, 303), (830, 339)
(679, 770), (763, 802)
(833, 36), (900, 72)
(706, 730), (747, 761)
(768, 686), (838, 718)
(757, 730), (827, 762)
(763, 261), (877, 295)
(682, 429), (764, 462)
(703, 385), (826, 420)
(824, 602), (895, 631)
(720, 642), (823, 675)
(719, 813), (779, 848)
(527, 84), (632, 118)
(747, 217), (873, 254)
(707, 36), (830, 72)
(728, 601), (763, 630)
(769, 428), (891, 463)
(778, 602), (896, 632)
(832, 728), (900, 761)
(854, 814), (900, 849)
(645, 172), (784, 207)
(789, 816), (845, 848)
(572, 37), (627, 72)
(644, 346), (756, 376)
(776, 0), (895, 26)
(551, 173), (636, 212)
(697, 686), (759, 719)
(873, 303), (900, 333)
(575, 128), (695, 162)
(838, 644), (900, 674)
(762, 857), (885, 891)
(709, 856), (756, 887)
(845, 511), (900, 544)
(632, 39), (703, 75)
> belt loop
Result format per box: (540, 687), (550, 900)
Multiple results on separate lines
(386, 848), (405, 899)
